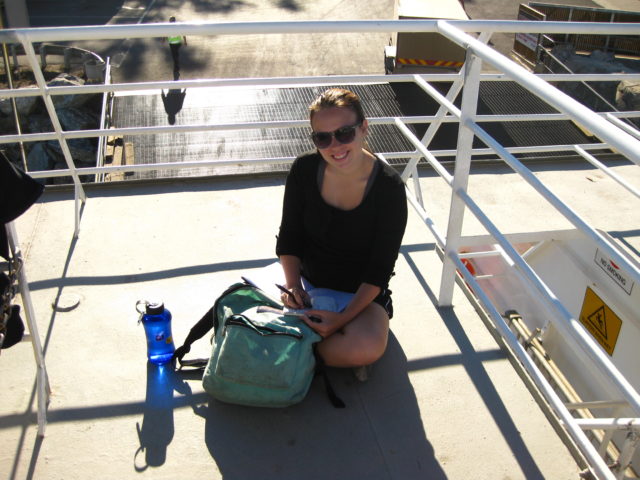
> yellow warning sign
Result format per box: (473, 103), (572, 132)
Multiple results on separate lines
(579, 287), (623, 356)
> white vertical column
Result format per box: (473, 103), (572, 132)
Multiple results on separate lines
(6, 222), (50, 437)
(438, 45), (482, 307)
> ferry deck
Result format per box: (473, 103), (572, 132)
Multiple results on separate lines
(1, 3), (640, 479)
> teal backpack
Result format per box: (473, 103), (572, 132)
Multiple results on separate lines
(176, 282), (343, 408)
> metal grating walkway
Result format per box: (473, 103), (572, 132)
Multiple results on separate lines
(112, 82), (598, 179)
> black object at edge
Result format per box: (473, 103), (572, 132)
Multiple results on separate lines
(314, 346), (345, 409)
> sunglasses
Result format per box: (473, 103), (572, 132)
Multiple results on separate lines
(310, 122), (362, 149)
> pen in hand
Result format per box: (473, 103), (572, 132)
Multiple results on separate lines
(275, 283), (312, 308)
(274, 284), (320, 322)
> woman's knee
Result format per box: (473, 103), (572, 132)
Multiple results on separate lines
(318, 333), (386, 367)
(317, 303), (390, 367)
(351, 334), (388, 366)
(343, 311), (389, 365)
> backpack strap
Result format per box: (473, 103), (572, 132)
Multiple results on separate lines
(172, 305), (214, 362)
(314, 346), (345, 409)
(177, 357), (208, 370)
(173, 282), (249, 362)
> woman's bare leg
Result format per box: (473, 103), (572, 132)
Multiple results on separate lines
(316, 302), (389, 367)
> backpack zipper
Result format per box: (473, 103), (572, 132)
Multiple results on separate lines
(214, 283), (281, 333)
(223, 314), (303, 339)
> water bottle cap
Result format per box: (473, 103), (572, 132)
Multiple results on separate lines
(146, 301), (164, 315)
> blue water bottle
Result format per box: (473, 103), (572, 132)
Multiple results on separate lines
(136, 300), (175, 365)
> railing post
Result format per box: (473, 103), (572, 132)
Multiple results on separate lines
(6, 222), (50, 437)
(10, 44), (18, 70)
(409, 163), (424, 208)
(39, 43), (48, 68)
(438, 43), (482, 307)
(64, 47), (72, 71)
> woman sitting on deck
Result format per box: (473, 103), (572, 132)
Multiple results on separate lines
(276, 88), (408, 379)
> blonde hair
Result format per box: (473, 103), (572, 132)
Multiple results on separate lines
(309, 88), (365, 124)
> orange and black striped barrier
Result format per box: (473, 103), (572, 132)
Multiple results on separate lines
(396, 57), (464, 68)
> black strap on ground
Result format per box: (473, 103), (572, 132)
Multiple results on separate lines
(177, 357), (208, 370)
(314, 347), (345, 409)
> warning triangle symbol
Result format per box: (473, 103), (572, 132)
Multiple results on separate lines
(587, 306), (608, 340)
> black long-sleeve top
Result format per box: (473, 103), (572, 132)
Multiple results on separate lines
(276, 151), (408, 293)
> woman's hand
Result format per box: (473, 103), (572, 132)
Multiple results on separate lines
(281, 286), (310, 310)
(302, 310), (347, 338)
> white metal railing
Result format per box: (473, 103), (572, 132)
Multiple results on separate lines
(95, 57), (112, 183)
(1, 19), (640, 479)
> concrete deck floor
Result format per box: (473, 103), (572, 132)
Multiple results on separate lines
(3, 159), (639, 480)
(5, 0), (639, 478)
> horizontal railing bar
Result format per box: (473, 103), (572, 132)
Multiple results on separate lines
(4, 72), (640, 99)
(571, 418), (640, 431)
(480, 73), (640, 81)
(476, 112), (640, 121)
(573, 145), (640, 199)
(0, 74), (457, 98)
(9, 120), (312, 143)
(26, 143), (613, 177)
(565, 400), (629, 410)
(306, 142), (614, 158)
(1, 20), (638, 43)
(24, 141), (619, 179)
(605, 113), (640, 139)
(456, 231), (577, 247)
(535, 73), (640, 82)
(474, 274), (494, 280)
(0, 109), (633, 145)
(459, 251), (502, 259)
(27, 141), (617, 179)
(28, 156), (296, 178)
